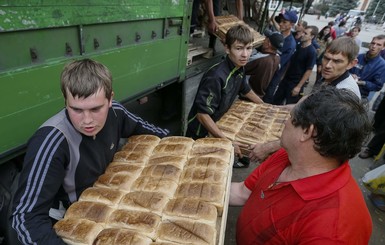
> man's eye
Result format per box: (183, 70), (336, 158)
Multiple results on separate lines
(91, 108), (101, 113)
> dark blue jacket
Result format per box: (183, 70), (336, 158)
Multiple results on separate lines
(350, 53), (385, 97)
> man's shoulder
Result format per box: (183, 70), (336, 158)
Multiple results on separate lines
(357, 53), (365, 59)
(336, 75), (361, 98)
(284, 34), (296, 46)
(202, 59), (229, 79)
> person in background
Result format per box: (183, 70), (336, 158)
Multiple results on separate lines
(11, 59), (169, 244)
(350, 34), (385, 99)
(186, 24), (263, 156)
(263, 10), (298, 103)
(334, 20), (347, 37)
(328, 21), (337, 39)
(316, 37), (361, 97)
(362, 95), (385, 212)
(200, 0), (244, 58)
(346, 26), (362, 49)
(315, 25), (333, 82)
(292, 19), (307, 43)
(230, 87), (372, 244)
(359, 95), (385, 161)
(244, 30), (283, 98)
(249, 37), (361, 163)
(272, 26), (318, 105)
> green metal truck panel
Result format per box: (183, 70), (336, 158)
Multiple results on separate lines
(0, 1), (191, 163)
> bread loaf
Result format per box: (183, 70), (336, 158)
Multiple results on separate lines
(174, 182), (225, 215)
(140, 164), (182, 182)
(131, 176), (178, 197)
(107, 209), (161, 240)
(121, 142), (156, 156)
(94, 172), (136, 191)
(93, 228), (152, 245)
(180, 168), (227, 185)
(54, 218), (103, 245)
(185, 157), (229, 172)
(64, 201), (113, 223)
(118, 191), (169, 215)
(78, 187), (124, 206)
(105, 162), (143, 176)
(156, 220), (216, 245)
(147, 155), (187, 169)
(188, 146), (231, 160)
(162, 198), (218, 224)
(193, 138), (233, 153)
(127, 135), (161, 145)
(152, 144), (192, 156)
(112, 151), (149, 165)
(216, 100), (290, 151)
(158, 136), (195, 146)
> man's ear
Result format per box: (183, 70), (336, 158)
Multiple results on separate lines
(301, 124), (315, 142)
(108, 91), (114, 107)
(225, 45), (230, 54)
(346, 58), (358, 70)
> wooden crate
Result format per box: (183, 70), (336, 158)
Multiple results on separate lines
(187, 43), (211, 66)
(214, 15), (265, 48)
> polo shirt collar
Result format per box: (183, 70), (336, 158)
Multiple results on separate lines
(321, 70), (350, 87)
(288, 162), (351, 201)
(225, 55), (243, 74)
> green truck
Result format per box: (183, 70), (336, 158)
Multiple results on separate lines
(0, 1), (199, 243)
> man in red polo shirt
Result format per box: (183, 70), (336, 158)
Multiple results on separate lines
(230, 87), (372, 244)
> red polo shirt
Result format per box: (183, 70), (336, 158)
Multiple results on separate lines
(237, 148), (372, 244)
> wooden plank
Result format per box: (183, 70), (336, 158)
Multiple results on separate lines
(187, 46), (211, 66)
(217, 150), (234, 245)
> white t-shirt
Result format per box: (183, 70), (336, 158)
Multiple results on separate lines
(336, 74), (361, 98)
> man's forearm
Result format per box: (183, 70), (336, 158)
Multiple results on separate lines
(297, 69), (313, 89)
(197, 113), (227, 139)
(244, 90), (264, 104)
(229, 182), (251, 206)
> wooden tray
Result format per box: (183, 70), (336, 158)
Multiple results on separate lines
(214, 15), (265, 48)
(217, 150), (233, 244)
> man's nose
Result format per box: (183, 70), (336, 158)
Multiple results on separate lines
(82, 111), (93, 123)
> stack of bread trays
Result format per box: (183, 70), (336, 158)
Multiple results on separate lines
(216, 100), (290, 156)
(214, 15), (265, 48)
(54, 135), (234, 245)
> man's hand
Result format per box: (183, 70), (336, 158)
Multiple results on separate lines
(248, 140), (280, 163)
(207, 20), (217, 34)
(232, 141), (248, 158)
(291, 86), (301, 96)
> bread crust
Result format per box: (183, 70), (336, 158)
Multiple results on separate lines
(118, 191), (169, 215)
(156, 220), (216, 245)
(107, 209), (161, 239)
(53, 218), (103, 245)
(78, 187), (124, 206)
(64, 201), (113, 223)
(163, 198), (218, 224)
(93, 228), (152, 245)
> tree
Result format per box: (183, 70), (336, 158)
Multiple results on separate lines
(328, 0), (359, 17)
(365, 0), (385, 24)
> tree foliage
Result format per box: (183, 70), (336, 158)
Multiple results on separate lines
(328, 0), (359, 17)
(365, 0), (385, 23)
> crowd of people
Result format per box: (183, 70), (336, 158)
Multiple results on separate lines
(8, 3), (385, 245)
